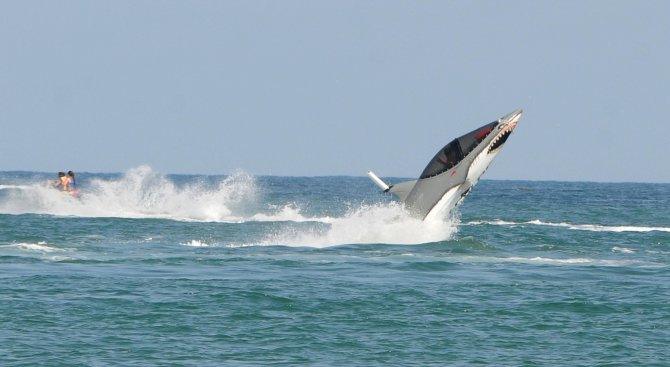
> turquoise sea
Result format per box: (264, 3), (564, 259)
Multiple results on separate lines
(1, 167), (669, 366)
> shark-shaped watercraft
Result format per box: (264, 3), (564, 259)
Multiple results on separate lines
(368, 109), (522, 220)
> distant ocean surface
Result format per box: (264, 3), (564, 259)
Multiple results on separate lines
(2, 166), (669, 366)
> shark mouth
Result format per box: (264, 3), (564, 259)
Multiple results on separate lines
(488, 123), (516, 152)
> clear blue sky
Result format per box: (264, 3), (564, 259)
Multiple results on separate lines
(1, 1), (668, 182)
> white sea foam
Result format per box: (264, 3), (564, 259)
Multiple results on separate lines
(467, 219), (517, 226)
(1, 167), (458, 246)
(506, 256), (594, 264)
(181, 240), (210, 247)
(1, 242), (66, 253)
(263, 202), (458, 247)
(0, 184), (30, 190)
(414, 255), (598, 266)
(248, 204), (328, 223)
(46, 255), (73, 262)
(468, 219), (670, 233)
(493, 256), (650, 267)
(526, 220), (670, 233)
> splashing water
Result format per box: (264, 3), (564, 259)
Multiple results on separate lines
(0, 167), (459, 246)
(264, 202), (458, 247)
(0, 166), (259, 221)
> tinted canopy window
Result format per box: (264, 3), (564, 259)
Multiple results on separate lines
(418, 121), (499, 179)
(419, 139), (463, 179)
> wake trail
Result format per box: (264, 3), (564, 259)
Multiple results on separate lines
(467, 219), (670, 233)
(0, 166), (261, 221)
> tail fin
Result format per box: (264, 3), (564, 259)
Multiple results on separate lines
(368, 171), (416, 202)
(387, 179), (416, 202)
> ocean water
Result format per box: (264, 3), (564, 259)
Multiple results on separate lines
(1, 166), (669, 366)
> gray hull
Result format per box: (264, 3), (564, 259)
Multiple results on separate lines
(378, 109), (522, 220)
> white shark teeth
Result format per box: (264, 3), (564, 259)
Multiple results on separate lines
(488, 128), (512, 152)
